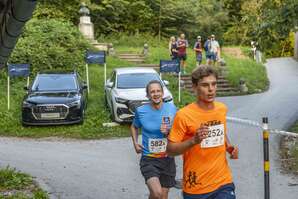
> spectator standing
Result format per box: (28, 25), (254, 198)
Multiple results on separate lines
(204, 36), (212, 65)
(210, 34), (220, 66)
(169, 36), (178, 60)
(193, 36), (203, 67)
(177, 33), (189, 74)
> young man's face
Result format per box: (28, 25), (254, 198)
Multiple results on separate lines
(148, 83), (164, 105)
(194, 75), (217, 103)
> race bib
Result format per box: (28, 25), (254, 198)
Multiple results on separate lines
(149, 138), (167, 153)
(201, 124), (225, 148)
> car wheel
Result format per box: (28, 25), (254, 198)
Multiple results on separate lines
(104, 94), (108, 109)
(110, 103), (116, 122)
(79, 109), (85, 125)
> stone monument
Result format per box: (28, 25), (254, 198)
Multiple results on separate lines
(78, 3), (94, 41)
(78, 3), (108, 51)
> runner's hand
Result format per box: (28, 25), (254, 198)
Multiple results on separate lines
(227, 145), (239, 159)
(160, 123), (169, 135)
(193, 125), (209, 144)
(134, 143), (144, 154)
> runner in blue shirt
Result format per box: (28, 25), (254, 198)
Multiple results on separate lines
(131, 80), (177, 199)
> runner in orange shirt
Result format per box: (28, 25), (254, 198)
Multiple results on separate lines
(167, 65), (238, 199)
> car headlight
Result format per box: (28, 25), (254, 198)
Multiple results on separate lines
(115, 97), (128, 104)
(163, 96), (173, 102)
(22, 101), (32, 107)
(68, 100), (81, 108)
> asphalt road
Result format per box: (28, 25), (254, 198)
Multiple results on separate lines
(1, 57), (298, 199)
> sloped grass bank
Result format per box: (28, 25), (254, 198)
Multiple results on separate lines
(0, 166), (48, 199)
(280, 122), (298, 175)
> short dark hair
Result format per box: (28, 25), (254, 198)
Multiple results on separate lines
(146, 80), (163, 98)
(191, 65), (218, 85)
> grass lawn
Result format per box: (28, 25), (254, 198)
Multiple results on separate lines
(286, 122), (298, 173)
(0, 45), (268, 139)
(0, 166), (48, 199)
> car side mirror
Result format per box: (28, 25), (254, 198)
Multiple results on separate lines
(163, 80), (169, 86)
(106, 82), (113, 88)
(24, 86), (29, 91)
(82, 84), (88, 90)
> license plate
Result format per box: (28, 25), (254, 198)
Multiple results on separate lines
(40, 113), (60, 119)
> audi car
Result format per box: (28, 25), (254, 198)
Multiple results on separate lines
(104, 67), (173, 123)
(22, 71), (88, 125)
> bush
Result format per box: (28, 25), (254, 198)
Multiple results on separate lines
(8, 19), (92, 75)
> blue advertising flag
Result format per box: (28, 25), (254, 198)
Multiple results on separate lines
(160, 60), (180, 73)
(85, 51), (106, 64)
(8, 64), (30, 77)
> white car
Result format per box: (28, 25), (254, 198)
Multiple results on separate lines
(104, 67), (173, 123)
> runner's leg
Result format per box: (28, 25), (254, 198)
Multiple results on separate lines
(147, 177), (163, 199)
(161, 187), (170, 199)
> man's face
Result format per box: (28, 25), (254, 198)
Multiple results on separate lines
(181, 34), (185, 39)
(148, 83), (163, 105)
(211, 36), (215, 41)
(194, 75), (217, 103)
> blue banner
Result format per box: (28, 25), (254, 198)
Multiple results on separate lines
(8, 64), (30, 77)
(160, 60), (180, 73)
(85, 51), (106, 64)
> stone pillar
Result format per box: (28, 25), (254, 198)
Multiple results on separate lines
(79, 15), (94, 41)
(294, 32), (298, 59)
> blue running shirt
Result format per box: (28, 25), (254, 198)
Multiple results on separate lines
(133, 102), (177, 158)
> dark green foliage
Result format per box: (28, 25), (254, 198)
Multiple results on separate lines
(8, 19), (92, 74)
(33, 0), (81, 24)
(223, 0), (298, 57)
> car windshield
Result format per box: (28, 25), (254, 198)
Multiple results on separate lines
(32, 75), (77, 91)
(117, 73), (161, 89)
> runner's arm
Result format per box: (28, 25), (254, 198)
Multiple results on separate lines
(130, 124), (143, 153)
(167, 139), (196, 156)
(167, 125), (208, 156)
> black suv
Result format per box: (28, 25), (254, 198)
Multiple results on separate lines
(22, 71), (88, 125)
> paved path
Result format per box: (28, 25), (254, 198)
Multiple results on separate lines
(1, 57), (298, 199)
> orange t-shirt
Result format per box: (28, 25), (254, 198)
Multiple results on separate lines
(168, 102), (233, 194)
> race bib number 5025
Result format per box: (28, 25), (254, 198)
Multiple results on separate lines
(201, 124), (225, 148)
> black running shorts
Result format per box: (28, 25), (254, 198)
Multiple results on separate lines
(140, 156), (176, 188)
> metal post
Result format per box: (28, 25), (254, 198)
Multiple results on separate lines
(104, 63), (107, 86)
(262, 117), (270, 199)
(178, 72), (181, 102)
(7, 76), (10, 110)
(158, 0), (161, 43)
(26, 76), (30, 87)
(86, 63), (90, 93)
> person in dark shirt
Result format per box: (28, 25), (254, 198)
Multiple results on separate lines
(193, 36), (203, 67)
(177, 33), (189, 74)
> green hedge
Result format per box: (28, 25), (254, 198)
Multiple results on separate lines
(8, 19), (92, 75)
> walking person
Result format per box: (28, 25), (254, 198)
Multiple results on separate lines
(169, 36), (178, 60)
(167, 65), (238, 199)
(209, 34), (220, 66)
(131, 80), (177, 199)
(193, 36), (203, 67)
(177, 33), (189, 74)
(204, 36), (212, 65)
